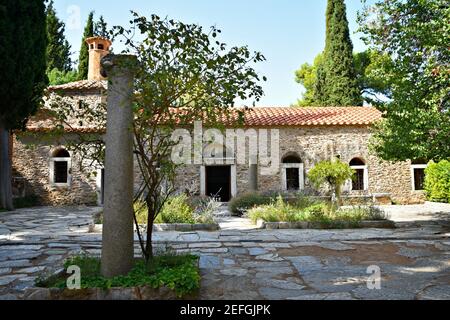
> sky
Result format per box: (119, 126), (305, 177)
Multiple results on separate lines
(53, 0), (376, 106)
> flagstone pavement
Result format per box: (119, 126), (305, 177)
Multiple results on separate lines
(0, 204), (449, 300)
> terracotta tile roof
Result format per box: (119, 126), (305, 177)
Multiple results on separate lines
(23, 106), (382, 133)
(243, 107), (382, 126)
(24, 109), (105, 134)
(48, 80), (107, 92)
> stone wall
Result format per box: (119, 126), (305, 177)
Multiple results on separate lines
(13, 120), (425, 206)
(12, 133), (99, 206)
(174, 126), (426, 204)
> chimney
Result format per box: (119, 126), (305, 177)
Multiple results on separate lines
(85, 36), (112, 81)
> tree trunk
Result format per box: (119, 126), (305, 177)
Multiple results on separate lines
(145, 203), (154, 262)
(0, 122), (13, 211)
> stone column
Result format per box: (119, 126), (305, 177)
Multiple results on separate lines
(100, 54), (137, 278)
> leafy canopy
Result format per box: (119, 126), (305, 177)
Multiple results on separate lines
(359, 0), (450, 161)
(307, 158), (355, 198)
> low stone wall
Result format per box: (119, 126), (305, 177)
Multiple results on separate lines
(89, 223), (220, 233)
(24, 286), (187, 300)
(256, 219), (396, 230)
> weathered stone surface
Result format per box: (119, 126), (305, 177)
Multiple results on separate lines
(0, 260), (32, 268)
(0, 268), (12, 275)
(220, 268), (248, 276)
(189, 242), (222, 249)
(0, 274), (27, 286)
(287, 292), (354, 300)
(199, 256), (221, 269)
(16, 266), (46, 274)
(256, 254), (284, 262)
(248, 248), (268, 256)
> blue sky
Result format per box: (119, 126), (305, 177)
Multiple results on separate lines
(54, 0), (376, 106)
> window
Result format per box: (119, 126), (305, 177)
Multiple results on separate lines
(349, 158), (368, 191)
(282, 153), (304, 191)
(411, 162), (427, 191)
(97, 44), (104, 50)
(50, 148), (71, 187)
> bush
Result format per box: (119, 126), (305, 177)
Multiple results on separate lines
(425, 160), (450, 203)
(229, 192), (275, 215)
(248, 196), (389, 227)
(37, 253), (200, 297)
(157, 194), (195, 224)
(135, 194), (216, 225)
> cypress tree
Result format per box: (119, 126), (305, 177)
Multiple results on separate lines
(46, 0), (72, 72)
(315, 0), (362, 106)
(77, 11), (94, 80)
(95, 16), (108, 38)
(0, 0), (47, 210)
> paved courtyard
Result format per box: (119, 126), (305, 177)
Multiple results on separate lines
(0, 203), (449, 300)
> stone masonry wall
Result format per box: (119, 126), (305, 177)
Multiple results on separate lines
(174, 126), (426, 204)
(12, 134), (99, 206)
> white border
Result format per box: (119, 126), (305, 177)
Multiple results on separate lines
(281, 163), (304, 191)
(411, 164), (427, 191)
(350, 165), (369, 191)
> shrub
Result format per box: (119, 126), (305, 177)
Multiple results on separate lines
(425, 160), (450, 203)
(248, 195), (389, 226)
(229, 192), (275, 215)
(37, 253), (200, 297)
(157, 194), (195, 224)
(135, 194), (216, 225)
(307, 158), (355, 201)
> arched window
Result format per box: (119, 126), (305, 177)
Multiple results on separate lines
(411, 160), (427, 191)
(349, 158), (368, 191)
(282, 153), (304, 191)
(50, 148), (71, 187)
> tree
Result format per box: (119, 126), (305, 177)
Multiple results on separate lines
(307, 158), (355, 207)
(48, 13), (266, 266)
(314, 0), (362, 106)
(46, 0), (72, 72)
(295, 54), (323, 106)
(0, 0), (47, 210)
(359, 0), (450, 161)
(47, 68), (79, 85)
(295, 50), (391, 106)
(77, 11), (94, 80)
(95, 15), (108, 38)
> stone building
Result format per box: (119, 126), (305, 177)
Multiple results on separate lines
(11, 37), (427, 206)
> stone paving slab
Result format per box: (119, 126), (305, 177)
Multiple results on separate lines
(0, 205), (449, 300)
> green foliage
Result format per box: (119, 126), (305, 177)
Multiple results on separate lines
(39, 254), (200, 297)
(13, 194), (40, 209)
(135, 194), (216, 225)
(45, 0), (72, 72)
(229, 192), (275, 215)
(359, 0), (450, 161)
(47, 68), (79, 85)
(77, 11), (94, 80)
(157, 194), (195, 224)
(424, 160), (450, 203)
(248, 196), (389, 227)
(94, 16), (108, 38)
(307, 159), (355, 199)
(295, 54), (323, 106)
(295, 50), (390, 106)
(314, 0), (361, 106)
(0, 0), (47, 130)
